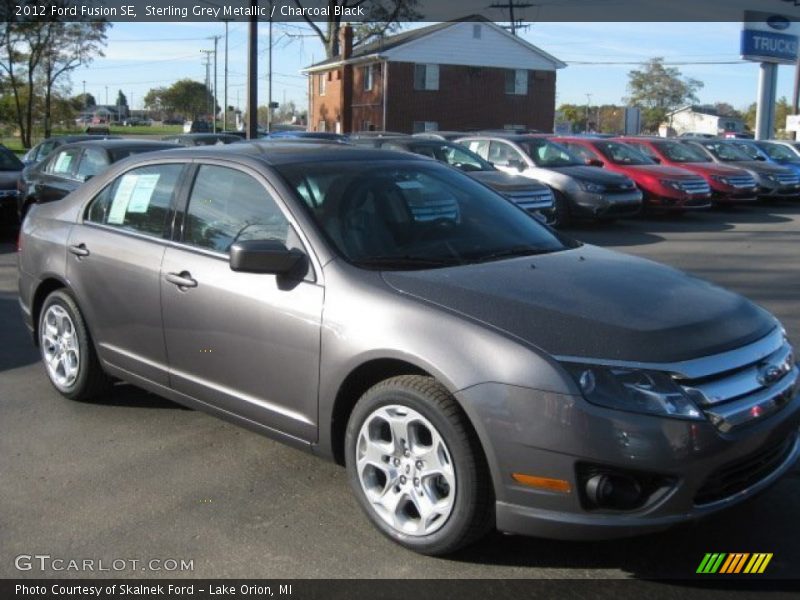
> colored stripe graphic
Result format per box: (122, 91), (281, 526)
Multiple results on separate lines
(698, 553), (773, 574)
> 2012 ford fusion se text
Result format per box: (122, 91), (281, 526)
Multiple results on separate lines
(17, 142), (800, 555)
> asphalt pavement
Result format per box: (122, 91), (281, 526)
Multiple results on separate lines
(1, 203), (799, 581)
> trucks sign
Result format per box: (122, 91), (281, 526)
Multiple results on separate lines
(741, 11), (800, 64)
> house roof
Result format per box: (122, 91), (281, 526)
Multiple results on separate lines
(302, 15), (565, 72)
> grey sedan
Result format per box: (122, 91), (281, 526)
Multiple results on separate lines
(17, 142), (800, 555)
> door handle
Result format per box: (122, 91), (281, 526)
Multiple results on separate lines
(165, 271), (198, 289)
(68, 243), (90, 257)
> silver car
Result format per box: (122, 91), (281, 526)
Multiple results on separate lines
(17, 143), (800, 555)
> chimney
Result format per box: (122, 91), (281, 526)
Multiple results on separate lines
(340, 23), (353, 60)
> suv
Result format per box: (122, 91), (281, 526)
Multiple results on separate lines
(458, 134), (642, 225)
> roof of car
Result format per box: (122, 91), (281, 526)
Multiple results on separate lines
(456, 133), (542, 142)
(46, 135), (123, 143)
(136, 140), (426, 167)
(61, 139), (182, 150)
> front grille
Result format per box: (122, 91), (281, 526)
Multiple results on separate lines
(775, 173), (799, 186)
(680, 180), (711, 195)
(504, 188), (554, 212)
(694, 433), (797, 505)
(678, 340), (798, 433)
(726, 175), (757, 188)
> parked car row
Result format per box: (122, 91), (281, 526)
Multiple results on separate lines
(17, 140), (800, 555)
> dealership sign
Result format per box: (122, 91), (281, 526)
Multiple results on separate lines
(741, 11), (800, 64)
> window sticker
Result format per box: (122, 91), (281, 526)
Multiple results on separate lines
(107, 174), (137, 224)
(53, 152), (73, 173)
(107, 173), (161, 224)
(127, 174), (160, 213)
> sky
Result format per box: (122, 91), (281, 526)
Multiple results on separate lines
(70, 21), (797, 113)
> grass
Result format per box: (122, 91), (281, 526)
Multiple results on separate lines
(1, 124), (187, 155)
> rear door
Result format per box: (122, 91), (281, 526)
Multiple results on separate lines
(66, 161), (188, 385)
(160, 162), (323, 441)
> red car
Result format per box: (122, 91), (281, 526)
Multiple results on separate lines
(553, 136), (712, 212)
(616, 137), (759, 204)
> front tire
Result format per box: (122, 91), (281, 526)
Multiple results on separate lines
(39, 289), (110, 401)
(345, 375), (493, 555)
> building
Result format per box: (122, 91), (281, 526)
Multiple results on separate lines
(302, 16), (565, 134)
(666, 105), (746, 136)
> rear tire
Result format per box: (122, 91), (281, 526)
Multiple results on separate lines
(345, 375), (493, 555)
(39, 289), (110, 401)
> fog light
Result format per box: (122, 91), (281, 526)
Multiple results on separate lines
(585, 473), (643, 510)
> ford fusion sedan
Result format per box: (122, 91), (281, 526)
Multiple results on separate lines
(18, 139), (180, 219)
(358, 137), (555, 224)
(684, 139), (800, 198)
(622, 137), (760, 204)
(739, 140), (800, 177)
(458, 133), (642, 225)
(554, 137), (711, 212)
(18, 143), (800, 555)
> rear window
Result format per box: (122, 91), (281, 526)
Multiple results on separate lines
(0, 147), (22, 170)
(109, 146), (175, 162)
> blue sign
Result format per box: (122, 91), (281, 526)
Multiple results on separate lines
(741, 29), (799, 63)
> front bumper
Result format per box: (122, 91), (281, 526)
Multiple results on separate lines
(568, 189), (643, 219)
(456, 374), (800, 541)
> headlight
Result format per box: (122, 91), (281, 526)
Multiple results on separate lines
(659, 179), (684, 191)
(564, 364), (704, 420)
(579, 181), (606, 193)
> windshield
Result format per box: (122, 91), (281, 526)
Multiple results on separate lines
(730, 142), (764, 160)
(518, 139), (584, 168)
(698, 141), (752, 162)
(402, 142), (492, 172)
(594, 141), (655, 166)
(758, 142), (799, 162)
(654, 141), (711, 163)
(277, 161), (573, 270)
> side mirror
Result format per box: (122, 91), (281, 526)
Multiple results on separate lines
(229, 239), (306, 277)
(651, 157), (662, 164)
(586, 158), (604, 167)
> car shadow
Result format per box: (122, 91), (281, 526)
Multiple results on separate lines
(444, 476), (800, 581)
(0, 293), (38, 372)
(94, 381), (191, 410)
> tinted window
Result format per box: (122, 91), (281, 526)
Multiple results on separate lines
(0, 146), (23, 170)
(594, 141), (654, 165)
(47, 148), (81, 176)
(561, 142), (596, 162)
(697, 142), (750, 162)
(403, 143), (490, 172)
(36, 140), (57, 162)
(85, 164), (184, 238)
(277, 161), (572, 270)
(518, 139), (583, 168)
(628, 142), (659, 160)
(730, 142), (763, 160)
(75, 148), (109, 179)
(108, 145), (175, 162)
(654, 141), (711, 163)
(184, 165), (290, 254)
(758, 142), (798, 161)
(488, 141), (524, 167)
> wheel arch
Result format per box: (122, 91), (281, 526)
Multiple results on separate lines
(31, 276), (69, 345)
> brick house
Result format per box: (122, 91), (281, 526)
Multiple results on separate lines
(302, 16), (565, 134)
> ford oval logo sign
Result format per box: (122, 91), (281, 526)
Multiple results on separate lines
(767, 15), (791, 31)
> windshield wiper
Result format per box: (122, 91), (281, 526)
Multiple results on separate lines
(351, 255), (461, 270)
(468, 245), (557, 264)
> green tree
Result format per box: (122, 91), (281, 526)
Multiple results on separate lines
(73, 92), (97, 109)
(625, 57), (703, 132)
(292, 0), (421, 58)
(743, 98), (791, 133)
(144, 80), (216, 120)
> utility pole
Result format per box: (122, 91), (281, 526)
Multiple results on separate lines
(209, 35), (221, 132)
(268, 8), (273, 133)
(489, 0), (533, 36)
(201, 49), (213, 122)
(246, 2), (258, 139)
(82, 80), (86, 110)
(222, 19), (231, 131)
(585, 93), (593, 133)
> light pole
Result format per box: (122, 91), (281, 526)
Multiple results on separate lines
(222, 19), (231, 131)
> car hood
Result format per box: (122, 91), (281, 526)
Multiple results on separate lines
(0, 170), (20, 190)
(546, 165), (631, 183)
(381, 245), (774, 363)
(721, 160), (792, 175)
(467, 170), (548, 191)
(625, 164), (702, 179)
(676, 162), (750, 176)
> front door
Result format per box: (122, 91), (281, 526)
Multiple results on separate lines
(160, 164), (323, 441)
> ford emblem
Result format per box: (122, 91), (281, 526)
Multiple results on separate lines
(767, 15), (791, 31)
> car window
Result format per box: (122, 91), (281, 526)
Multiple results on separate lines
(85, 163), (184, 238)
(75, 148), (109, 179)
(628, 142), (659, 160)
(46, 148), (81, 176)
(183, 165), (290, 254)
(594, 141), (654, 165)
(0, 146), (22, 170)
(654, 141), (711, 163)
(488, 142), (523, 167)
(465, 140), (489, 159)
(277, 161), (573, 269)
(759, 143), (797, 161)
(36, 140), (57, 162)
(561, 142), (596, 162)
(518, 139), (583, 168)
(697, 142), (750, 162)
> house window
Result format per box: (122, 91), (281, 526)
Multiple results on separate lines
(317, 120), (326, 132)
(412, 121), (438, 133)
(505, 69), (528, 95)
(473, 25), (482, 39)
(414, 64), (439, 91)
(318, 73), (326, 96)
(363, 65), (374, 91)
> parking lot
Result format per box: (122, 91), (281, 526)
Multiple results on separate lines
(1, 202), (799, 580)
